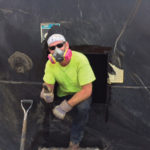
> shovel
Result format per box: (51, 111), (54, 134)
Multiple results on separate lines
(20, 99), (33, 150)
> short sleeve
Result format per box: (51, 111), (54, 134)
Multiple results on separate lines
(78, 55), (96, 86)
(43, 61), (55, 84)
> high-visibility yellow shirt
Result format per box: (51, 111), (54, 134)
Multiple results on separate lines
(43, 51), (96, 97)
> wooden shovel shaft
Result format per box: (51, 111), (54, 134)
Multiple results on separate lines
(20, 99), (33, 150)
(20, 113), (28, 150)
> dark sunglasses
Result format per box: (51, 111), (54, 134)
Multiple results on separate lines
(48, 42), (66, 50)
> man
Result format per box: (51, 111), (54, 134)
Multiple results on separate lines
(40, 32), (96, 150)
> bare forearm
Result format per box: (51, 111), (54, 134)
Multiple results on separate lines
(68, 83), (92, 107)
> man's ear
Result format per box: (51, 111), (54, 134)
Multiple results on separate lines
(65, 41), (69, 49)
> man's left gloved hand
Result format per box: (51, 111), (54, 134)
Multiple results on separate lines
(52, 100), (72, 120)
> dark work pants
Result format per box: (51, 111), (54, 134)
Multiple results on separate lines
(56, 95), (92, 144)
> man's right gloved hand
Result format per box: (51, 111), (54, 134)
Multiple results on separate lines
(40, 83), (54, 103)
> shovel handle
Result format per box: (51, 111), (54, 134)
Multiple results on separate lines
(20, 113), (27, 150)
(20, 99), (33, 150)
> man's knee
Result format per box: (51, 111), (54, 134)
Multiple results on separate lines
(77, 96), (92, 112)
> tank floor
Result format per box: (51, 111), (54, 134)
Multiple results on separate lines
(39, 147), (100, 150)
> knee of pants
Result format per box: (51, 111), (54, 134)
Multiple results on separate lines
(77, 96), (92, 112)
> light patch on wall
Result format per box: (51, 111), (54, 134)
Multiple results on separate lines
(40, 23), (60, 43)
(108, 63), (124, 84)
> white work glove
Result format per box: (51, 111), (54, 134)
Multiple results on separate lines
(52, 100), (72, 120)
(40, 83), (54, 103)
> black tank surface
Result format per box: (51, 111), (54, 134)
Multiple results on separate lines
(0, 0), (150, 150)
(39, 148), (100, 150)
